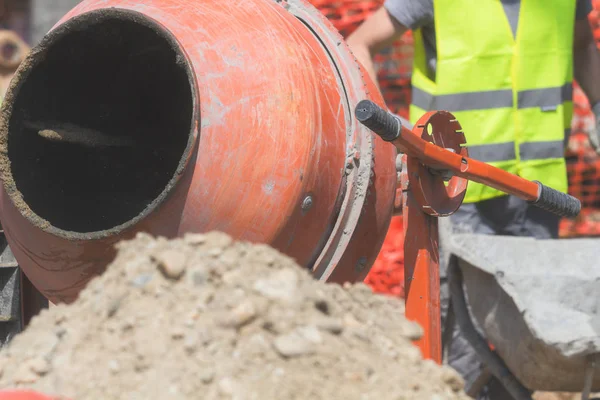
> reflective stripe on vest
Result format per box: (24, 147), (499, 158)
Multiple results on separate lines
(409, 0), (574, 203)
(466, 136), (568, 163)
(412, 84), (573, 112)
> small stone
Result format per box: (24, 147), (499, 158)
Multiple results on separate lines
(344, 371), (363, 382)
(401, 321), (423, 341)
(342, 313), (361, 328)
(350, 326), (370, 342)
(134, 232), (153, 241)
(209, 233), (233, 248)
(351, 282), (373, 295)
(108, 360), (120, 374)
(121, 318), (135, 331)
(107, 297), (121, 317)
(197, 328), (214, 346)
(219, 248), (240, 266)
(13, 368), (39, 384)
(253, 269), (298, 301)
(196, 290), (215, 309)
(183, 334), (198, 353)
(273, 331), (316, 358)
(218, 377), (236, 395)
(247, 333), (269, 352)
(155, 250), (187, 280)
(440, 366), (464, 392)
(199, 368), (215, 384)
(218, 300), (257, 329)
(314, 299), (330, 314)
(192, 270), (207, 286)
(54, 313), (67, 325)
(264, 255), (276, 266)
(184, 311), (199, 327)
(208, 247), (223, 257)
(29, 358), (51, 375)
(14, 358), (51, 383)
(296, 325), (322, 344)
(171, 327), (185, 339)
(221, 270), (244, 286)
(184, 233), (207, 245)
(134, 354), (150, 372)
(131, 273), (153, 287)
(313, 317), (344, 335)
(54, 327), (67, 338)
(404, 345), (424, 363)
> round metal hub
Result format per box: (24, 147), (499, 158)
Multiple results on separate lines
(408, 111), (468, 217)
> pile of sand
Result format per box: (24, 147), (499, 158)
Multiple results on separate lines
(0, 232), (468, 400)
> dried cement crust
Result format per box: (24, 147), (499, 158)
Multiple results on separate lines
(0, 232), (468, 400)
(0, 8), (198, 240)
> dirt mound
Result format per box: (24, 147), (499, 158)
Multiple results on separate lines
(0, 232), (468, 400)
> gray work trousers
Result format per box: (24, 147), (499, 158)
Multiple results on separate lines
(440, 194), (560, 400)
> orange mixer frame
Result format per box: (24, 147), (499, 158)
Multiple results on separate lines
(354, 100), (581, 363)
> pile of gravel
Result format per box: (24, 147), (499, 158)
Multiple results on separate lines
(0, 232), (468, 400)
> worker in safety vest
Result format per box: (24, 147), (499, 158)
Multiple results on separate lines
(347, 1), (600, 399)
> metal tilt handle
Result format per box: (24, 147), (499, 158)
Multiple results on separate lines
(354, 99), (581, 363)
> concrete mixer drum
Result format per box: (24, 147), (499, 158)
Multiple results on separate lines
(0, 0), (397, 305)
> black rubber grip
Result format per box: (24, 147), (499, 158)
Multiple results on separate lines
(355, 100), (401, 141)
(529, 181), (581, 218)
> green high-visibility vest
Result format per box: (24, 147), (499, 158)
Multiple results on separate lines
(409, 0), (575, 203)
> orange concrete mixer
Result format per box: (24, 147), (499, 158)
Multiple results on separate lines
(0, 0), (397, 305)
(0, 0), (582, 391)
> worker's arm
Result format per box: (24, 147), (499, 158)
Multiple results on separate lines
(346, 7), (408, 89)
(573, 2), (600, 153)
(574, 19), (600, 107)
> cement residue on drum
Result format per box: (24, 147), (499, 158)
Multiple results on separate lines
(24, 121), (134, 148)
(0, 232), (469, 400)
(0, 11), (195, 236)
(0, 53), (35, 224)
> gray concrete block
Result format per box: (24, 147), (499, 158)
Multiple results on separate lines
(443, 228), (600, 392)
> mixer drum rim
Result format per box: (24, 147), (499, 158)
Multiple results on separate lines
(0, 8), (199, 241)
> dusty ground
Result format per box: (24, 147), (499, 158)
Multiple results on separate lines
(0, 232), (470, 400)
